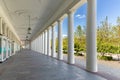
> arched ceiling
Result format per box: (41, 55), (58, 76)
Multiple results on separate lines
(0, 0), (86, 41)
(0, 0), (64, 41)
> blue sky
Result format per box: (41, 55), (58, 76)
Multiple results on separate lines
(55, 0), (120, 36)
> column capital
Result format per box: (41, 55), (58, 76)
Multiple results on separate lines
(51, 25), (54, 28)
(58, 14), (67, 23)
(47, 26), (51, 30)
(42, 31), (44, 35)
(58, 17), (64, 22)
(67, 9), (76, 15)
(51, 25), (54, 29)
(52, 22), (57, 27)
(44, 29), (47, 32)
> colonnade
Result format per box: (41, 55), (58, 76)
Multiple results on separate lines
(31, 0), (97, 72)
(0, 17), (21, 62)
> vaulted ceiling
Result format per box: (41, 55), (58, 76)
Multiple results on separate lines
(0, 0), (64, 41)
(0, 0), (86, 42)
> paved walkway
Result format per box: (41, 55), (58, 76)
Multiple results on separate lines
(0, 50), (107, 80)
(63, 54), (120, 80)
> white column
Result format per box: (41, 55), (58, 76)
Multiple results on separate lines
(32, 42), (33, 50)
(51, 25), (56, 57)
(49, 28), (51, 56)
(36, 39), (37, 51)
(40, 35), (42, 53)
(44, 31), (47, 55)
(34, 40), (35, 51)
(34, 40), (36, 51)
(42, 32), (44, 54)
(39, 36), (41, 53)
(41, 35), (42, 53)
(38, 35), (41, 53)
(37, 37), (39, 52)
(36, 38), (39, 52)
(58, 19), (63, 60)
(35, 39), (36, 51)
(36, 37), (40, 52)
(33, 41), (34, 50)
(34, 39), (36, 51)
(47, 28), (50, 56)
(0, 17), (3, 34)
(67, 10), (75, 64)
(86, 0), (97, 72)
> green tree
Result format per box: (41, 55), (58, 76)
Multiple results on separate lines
(56, 38), (58, 52)
(117, 16), (120, 26)
(97, 16), (113, 56)
(74, 25), (85, 39)
(74, 25), (86, 55)
(97, 16), (120, 60)
(63, 37), (68, 53)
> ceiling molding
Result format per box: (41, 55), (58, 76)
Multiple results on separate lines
(0, 1), (21, 42)
(31, 0), (86, 41)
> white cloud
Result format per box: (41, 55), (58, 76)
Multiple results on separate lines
(63, 34), (67, 38)
(55, 34), (67, 38)
(76, 14), (86, 19)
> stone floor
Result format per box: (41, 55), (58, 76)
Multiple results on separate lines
(0, 50), (108, 80)
(63, 55), (120, 80)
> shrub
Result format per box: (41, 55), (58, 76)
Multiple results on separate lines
(63, 50), (67, 54)
(99, 56), (113, 61)
(74, 51), (84, 56)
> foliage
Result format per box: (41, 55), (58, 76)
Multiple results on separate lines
(74, 25), (86, 56)
(74, 25), (85, 38)
(56, 16), (120, 60)
(97, 16), (120, 57)
(63, 37), (68, 54)
(98, 56), (113, 61)
(56, 38), (58, 52)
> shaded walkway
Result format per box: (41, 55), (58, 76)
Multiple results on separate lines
(0, 50), (106, 80)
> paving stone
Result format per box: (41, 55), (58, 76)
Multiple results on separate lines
(0, 50), (106, 80)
